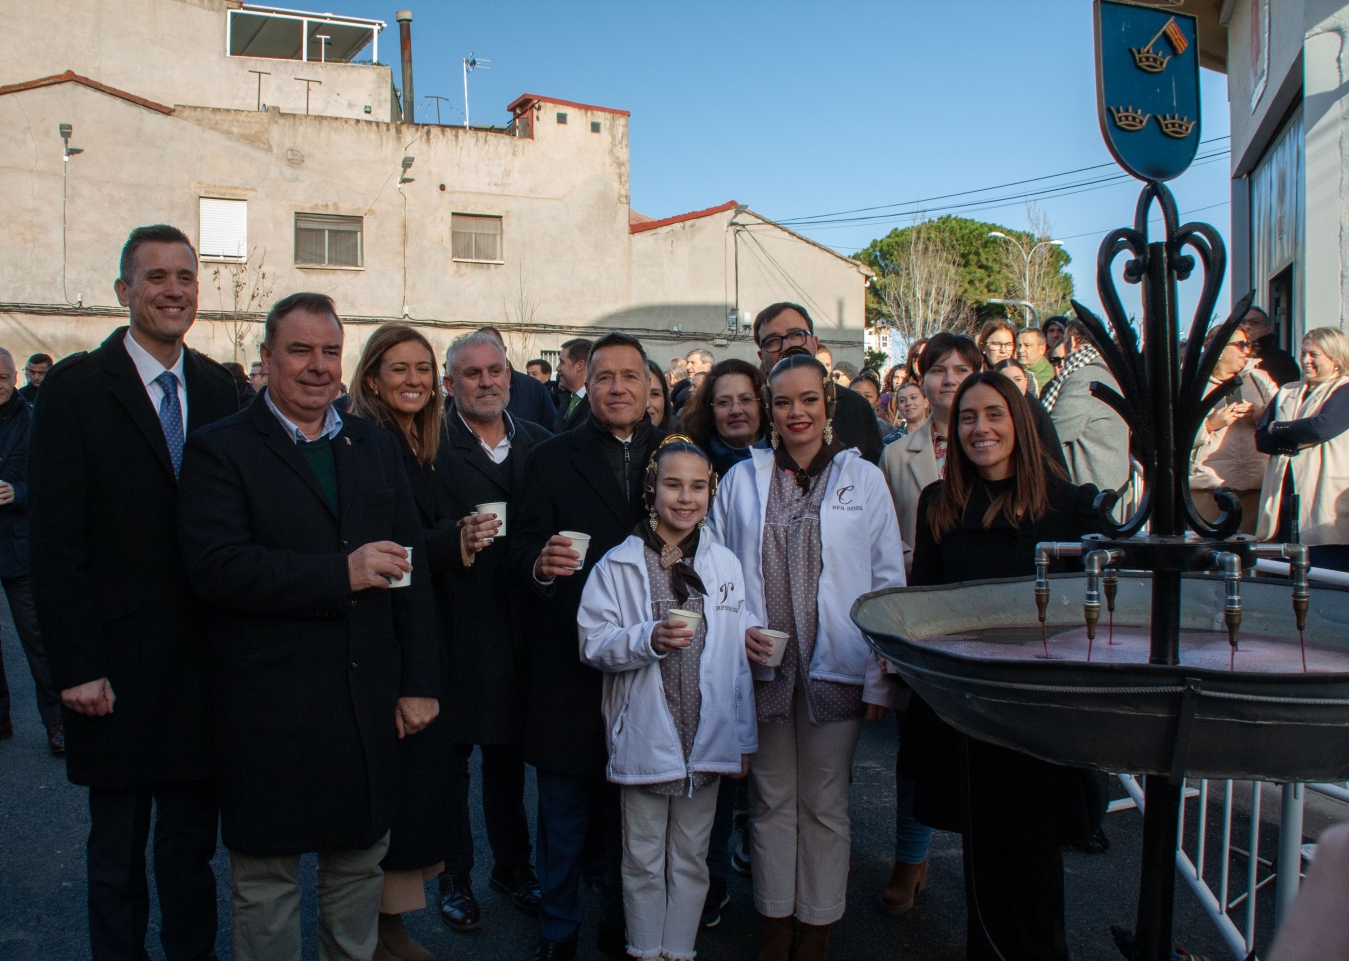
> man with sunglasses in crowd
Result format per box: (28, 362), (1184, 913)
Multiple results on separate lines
(752, 302), (882, 465)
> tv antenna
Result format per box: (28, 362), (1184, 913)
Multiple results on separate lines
(426, 94), (452, 125)
(462, 53), (490, 129)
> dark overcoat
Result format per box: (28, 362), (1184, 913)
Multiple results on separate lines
(510, 417), (664, 777)
(29, 328), (241, 788)
(507, 369), (561, 433)
(176, 394), (438, 856)
(0, 394), (33, 579)
(560, 393), (591, 433)
(437, 408), (549, 745)
(901, 475), (1109, 845)
(382, 425), (461, 870)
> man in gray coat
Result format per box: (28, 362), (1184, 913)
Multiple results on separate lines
(1042, 321), (1130, 495)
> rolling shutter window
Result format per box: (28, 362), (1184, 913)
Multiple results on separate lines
(294, 213), (363, 267)
(199, 198), (248, 260)
(451, 214), (503, 262)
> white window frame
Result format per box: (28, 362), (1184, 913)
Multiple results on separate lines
(199, 197), (248, 262)
(294, 212), (364, 269)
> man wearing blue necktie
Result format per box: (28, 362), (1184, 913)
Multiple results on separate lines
(29, 225), (242, 961)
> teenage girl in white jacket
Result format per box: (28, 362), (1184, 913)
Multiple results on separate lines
(706, 351), (907, 961)
(579, 437), (757, 961)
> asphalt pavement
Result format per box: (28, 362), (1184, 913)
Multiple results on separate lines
(2, 593), (1342, 961)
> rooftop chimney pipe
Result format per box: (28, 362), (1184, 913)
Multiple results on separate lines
(396, 10), (414, 124)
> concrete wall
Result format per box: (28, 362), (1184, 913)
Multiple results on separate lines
(3, 0), (393, 121)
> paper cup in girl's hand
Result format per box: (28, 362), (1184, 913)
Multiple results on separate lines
(667, 609), (701, 636)
(760, 629), (790, 667)
(559, 531), (591, 568)
(475, 502), (507, 539)
(389, 547), (413, 588)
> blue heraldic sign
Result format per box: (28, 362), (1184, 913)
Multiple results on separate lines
(1095, 0), (1201, 182)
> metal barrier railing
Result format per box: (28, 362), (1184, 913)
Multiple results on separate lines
(1109, 774), (1326, 960)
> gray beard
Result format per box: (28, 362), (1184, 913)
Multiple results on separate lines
(459, 392), (507, 422)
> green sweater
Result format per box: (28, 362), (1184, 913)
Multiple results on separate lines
(1028, 356), (1056, 396)
(297, 435), (339, 513)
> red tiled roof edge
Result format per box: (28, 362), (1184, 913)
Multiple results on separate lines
(0, 71), (174, 115)
(630, 201), (739, 234)
(507, 93), (631, 118)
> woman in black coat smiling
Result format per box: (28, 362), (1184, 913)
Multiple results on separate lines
(902, 371), (1107, 961)
(347, 324), (467, 961)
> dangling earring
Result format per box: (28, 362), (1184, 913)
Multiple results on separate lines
(770, 427), (780, 449)
(823, 420), (834, 445)
(697, 516), (707, 529)
(649, 509), (659, 532)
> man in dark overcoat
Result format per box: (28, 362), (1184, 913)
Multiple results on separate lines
(176, 292), (440, 961)
(511, 333), (665, 961)
(29, 224), (241, 961)
(432, 330), (551, 932)
(0, 347), (62, 754)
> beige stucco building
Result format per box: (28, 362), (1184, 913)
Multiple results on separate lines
(0, 0), (870, 373)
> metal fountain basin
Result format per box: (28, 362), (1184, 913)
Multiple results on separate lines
(854, 572), (1349, 783)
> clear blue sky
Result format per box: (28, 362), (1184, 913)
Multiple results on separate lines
(323, 0), (1234, 326)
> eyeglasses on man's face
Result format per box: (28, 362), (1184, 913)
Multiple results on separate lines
(759, 328), (811, 354)
(1049, 356), (1065, 367)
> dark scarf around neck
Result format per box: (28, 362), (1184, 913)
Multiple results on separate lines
(636, 523), (708, 606)
(774, 437), (844, 495)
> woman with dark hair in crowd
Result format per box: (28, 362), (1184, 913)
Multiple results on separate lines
(993, 358), (1068, 474)
(708, 350), (905, 961)
(881, 332), (982, 565)
(348, 325), (493, 961)
(681, 358), (767, 477)
(851, 369), (903, 445)
(904, 371), (1107, 961)
(646, 358), (674, 430)
(976, 319), (1017, 372)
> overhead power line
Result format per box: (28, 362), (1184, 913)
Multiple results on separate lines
(774, 135), (1231, 228)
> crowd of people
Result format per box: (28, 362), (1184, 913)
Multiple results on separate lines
(2, 222), (1348, 961)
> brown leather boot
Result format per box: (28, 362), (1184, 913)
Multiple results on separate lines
(795, 922), (832, 961)
(757, 915), (795, 961)
(878, 858), (928, 916)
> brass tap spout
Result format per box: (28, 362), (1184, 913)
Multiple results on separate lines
(1083, 550), (1112, 642)
(1212, 551), (1243, 649)
(1033, 542), (1083, 624)
(1286, 544), (1310, 632)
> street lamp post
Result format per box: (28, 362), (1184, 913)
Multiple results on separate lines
(988, 230), (1063, 326)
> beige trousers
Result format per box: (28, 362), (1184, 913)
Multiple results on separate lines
(748, 697), (863, 925)
(230, 832), (390, 961)
(620, 783), (720, 960)
(379, 863), (442, 915)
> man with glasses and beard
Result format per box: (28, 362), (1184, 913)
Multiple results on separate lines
(752, 302), (882, 464)
(433, 331), (551, 933)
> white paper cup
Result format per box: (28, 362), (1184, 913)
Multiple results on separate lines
(667, 609), (702, 636)
(475, 502), (507, 539)
(389, 546), (414, 588)
(559, 531), (591, 568)
(760, 629), (790, 667)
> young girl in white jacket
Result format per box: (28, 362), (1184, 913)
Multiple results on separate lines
(578, 437), (757, 961)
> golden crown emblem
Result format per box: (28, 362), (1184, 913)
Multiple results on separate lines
(1128, 48), (1171, 73)
(1109, 106), (1150, 132)
(1156, 114), (1196, 139)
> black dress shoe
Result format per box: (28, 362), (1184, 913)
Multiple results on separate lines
(596, 920), (627, 958)
(47, 725), (65, 755)
(528, 939), (577, 961)
(489, 862), (541, 916)
(438, 869), (482, 932)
